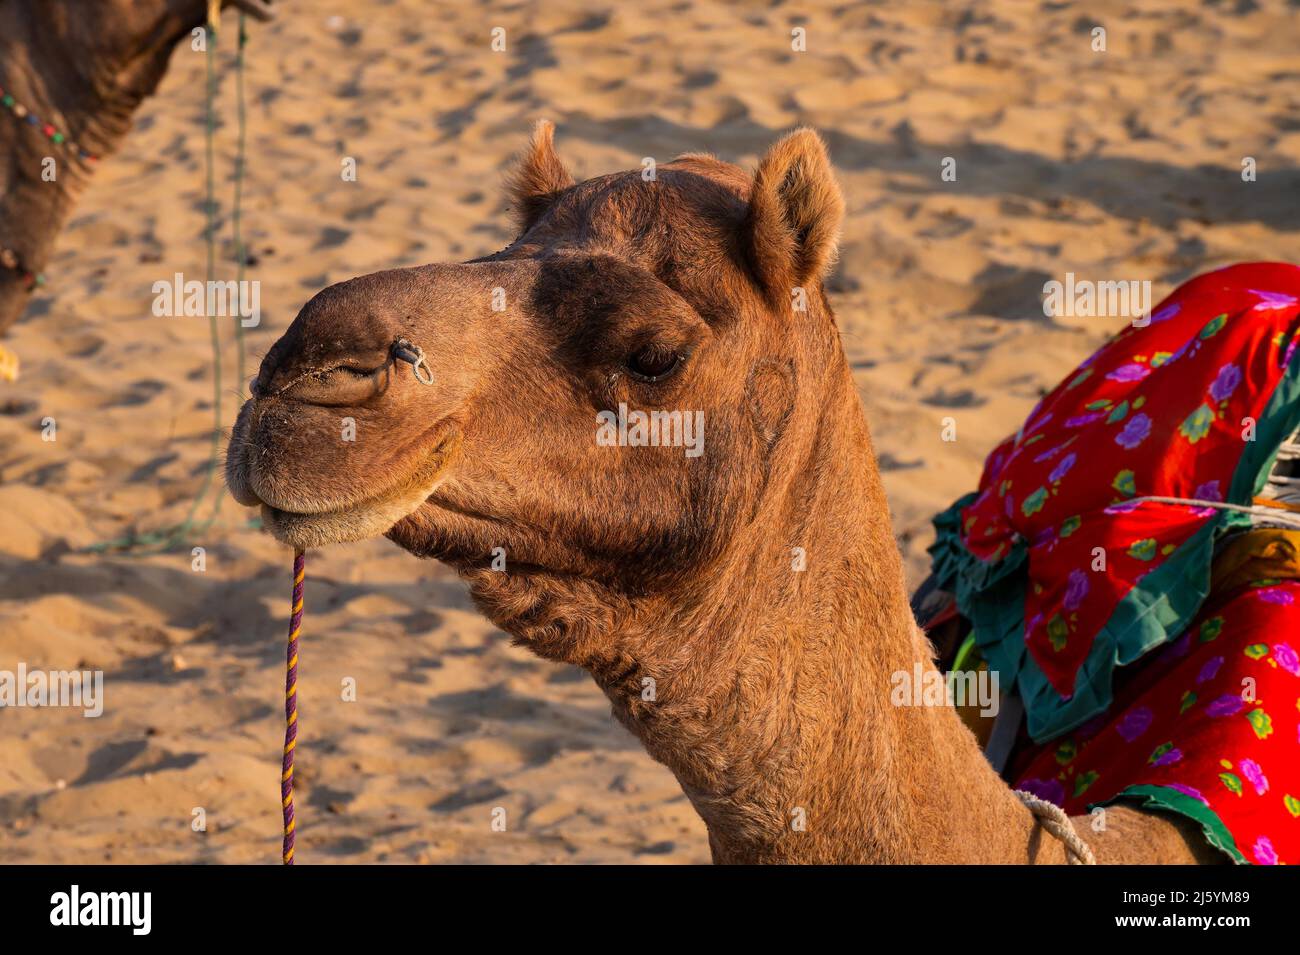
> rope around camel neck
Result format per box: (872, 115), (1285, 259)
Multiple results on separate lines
(1015, 789), (1096, 864)
(281, 550), (305, 865)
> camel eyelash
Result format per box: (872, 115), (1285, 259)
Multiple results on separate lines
(624, 342), (694, 383)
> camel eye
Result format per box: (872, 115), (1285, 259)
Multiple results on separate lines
(625, 344), (683, 382)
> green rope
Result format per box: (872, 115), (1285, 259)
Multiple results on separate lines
(82, 13), (251, 555)
(232, 11), (249, 402)
(191, 10), (225, 533)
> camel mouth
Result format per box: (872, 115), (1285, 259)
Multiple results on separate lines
(233, 427), (463, 551)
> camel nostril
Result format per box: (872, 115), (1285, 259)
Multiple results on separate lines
(277, 362), (391, 406)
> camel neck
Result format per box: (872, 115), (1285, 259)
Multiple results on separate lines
(0, 94), (92, 334)
(0, 162), (70, 333)
(0, 28), (119, 335)
(609, 355), (1042, 863)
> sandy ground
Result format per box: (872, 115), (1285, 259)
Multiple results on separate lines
(2, 0), (1300, 863)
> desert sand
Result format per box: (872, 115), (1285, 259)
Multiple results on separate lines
(2, 0), (1300, 863)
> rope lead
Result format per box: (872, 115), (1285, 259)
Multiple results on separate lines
(282, 549), (305, 864)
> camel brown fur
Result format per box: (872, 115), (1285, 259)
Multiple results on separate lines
(0, 0), (273, 375)
(225, 122), (1221, 864)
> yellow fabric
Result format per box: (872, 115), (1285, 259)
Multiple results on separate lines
(1210, 526), (1300, 600)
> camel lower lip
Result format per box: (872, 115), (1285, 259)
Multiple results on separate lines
(252, 431), (461, 550)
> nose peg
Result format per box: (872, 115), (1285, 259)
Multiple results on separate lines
(392, 338), (434, 385)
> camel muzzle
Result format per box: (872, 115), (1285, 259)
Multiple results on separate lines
(227, 260), (538, 548)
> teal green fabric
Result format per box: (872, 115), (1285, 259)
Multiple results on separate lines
(1093, 784), (1246, 864)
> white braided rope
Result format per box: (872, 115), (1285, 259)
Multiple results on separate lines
(1015, 790), (1097, 865)
(1127, 496), (1300, 531)
(1266, 433), (1300, 504)
(1127, 429), (1300, 514)
(1274, 433), (1300, 461)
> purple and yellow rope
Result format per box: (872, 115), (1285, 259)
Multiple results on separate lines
(281, 549), (305, 865)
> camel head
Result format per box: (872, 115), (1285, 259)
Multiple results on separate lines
(227, 123), (852, 671)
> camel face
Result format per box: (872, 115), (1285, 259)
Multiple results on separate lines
(227, 123), (845, 652)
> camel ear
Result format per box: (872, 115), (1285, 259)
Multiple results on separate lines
(506, 120), (575, 234)
(744, 128), (845, 297)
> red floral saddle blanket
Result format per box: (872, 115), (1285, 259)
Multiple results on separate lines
(1012, 566), (1300, 865)
(925, 263), (1300, 863)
